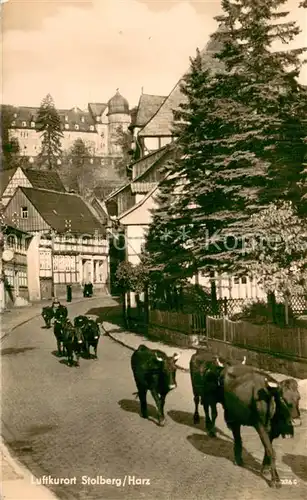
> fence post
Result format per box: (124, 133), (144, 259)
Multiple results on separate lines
(206, 315), (209, 342)
(223, 316), (227, 342)
(224, 297), (228, 316)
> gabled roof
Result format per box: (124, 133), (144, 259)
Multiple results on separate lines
(24, 169), (66, 192)
(131, 144), (171, 180)
(88, 103), (108, 118)
(118, 183), (160, 221)
(0, 167), (18, 195)
(138, 29), (225, 138)
(0, 167), (66, 196)
(134, 94), (167, 128)
(138, 81), (185, 137)
(17, 187), (106, 235)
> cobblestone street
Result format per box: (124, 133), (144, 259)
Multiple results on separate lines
(1, 298), (307, 500)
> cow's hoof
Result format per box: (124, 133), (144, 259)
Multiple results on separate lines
(269, 480), (281, 489)
(208, 430), (217, 438)
(193, 415), (200, 424)
(158, 418), (166, 427)
(234, 459), (243, 467)
(141, 414), (148, 420)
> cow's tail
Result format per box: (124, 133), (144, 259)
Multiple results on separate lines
(132, 391), (139, 399)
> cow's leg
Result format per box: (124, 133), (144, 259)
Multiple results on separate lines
(193, 393), (200, 424)
(150, 389), (165, 426)
(208, 402), (218, 437)
(256, 425), (280, 488)
(138, 388), (148, 419)
(231, 423), (243, 466)
(202, 399), (213, 436)
(94, 342), (98, 358)
(56, 338), (62, 356)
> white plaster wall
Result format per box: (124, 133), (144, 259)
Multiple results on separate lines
(27, 234), (41, 301)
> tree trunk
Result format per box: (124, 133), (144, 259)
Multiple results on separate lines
(284, 294), (289, 326)
(122, 292), (127, 327)
(267, 291), (276, 324)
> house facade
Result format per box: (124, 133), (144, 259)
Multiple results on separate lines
(1, 224), (34, 308)
(4, 187), (109, 300)
(104, 29), (267, 305)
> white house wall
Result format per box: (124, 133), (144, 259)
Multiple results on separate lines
(27, 234), (41, 301)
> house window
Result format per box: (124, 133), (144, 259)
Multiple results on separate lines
(57, 159), (61, 165)
(90, 158), (94, 164)
(81, 117), (85, 123)
(31, 121), (35, 127)
(22, 121), (27, 127)
(65, 115), (68, 121)
(90, 125), (94, 131)
(241, 276), (247, 284)
(96, 116), (101, 122)
(234, 276), (240, 284)
(6, 235), (16, 248)
(21, 206), (28, 219)
(75, 124), (79, 130)
(11, 121), (16, 126)
(14, 113), (17, 118)
(65, 124), (69, 130)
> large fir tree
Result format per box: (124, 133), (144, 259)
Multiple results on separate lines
(63, 138), (94, 196)
(36, 94), (63, 170)
(146, 0), (307, 281)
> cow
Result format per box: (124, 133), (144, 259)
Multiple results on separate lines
(131, 345), (180, 426)
(190, 350), (246, 437)
(74, 315), (89, 330)
(221, 363), (301, 488)
(82, 319), (101, 358)
(62, 319), (85, 367)
(42, 306), (54, 328)
(53, 305), (68, 356)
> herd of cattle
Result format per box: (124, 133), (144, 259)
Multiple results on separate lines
(42, 305), (302, 489)
(131, 345), (302, 489)
(42, 305), (101, 366)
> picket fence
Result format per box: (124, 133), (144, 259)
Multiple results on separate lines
(206, 316), (307, 359)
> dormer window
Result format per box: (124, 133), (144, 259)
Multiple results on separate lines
(65, 124), (69, 130)
(81, 116), (85, 123)
(11, 121), (16, 126)
(31, 121), (35, 128)
(22, 121), (27, 127)
(75, 124), (79, 130)
(96, 116), (101, 122)
(14, 113), (17, 118)
(65, 115), (68, 121)
(90, 125), (94, 131)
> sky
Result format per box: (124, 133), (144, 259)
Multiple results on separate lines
(1, 0), (307, 110)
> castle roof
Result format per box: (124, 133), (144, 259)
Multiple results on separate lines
(107, 90), (129, 115)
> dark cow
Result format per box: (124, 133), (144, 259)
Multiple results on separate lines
(42, 306), (54, 328)
(222, 364), (301, 488)
(53, 305), (68, 355)
(62, 319), (84, 367)
(131, 345), (180, 426)
(74, 315), (89, 329)
(190, 350), (246, 436)
(83, 319), (101, 358)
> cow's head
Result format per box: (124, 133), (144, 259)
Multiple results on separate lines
(155, 351), (180, 391)
(216, 356), (246, 367)
(267, 378), (301, 439)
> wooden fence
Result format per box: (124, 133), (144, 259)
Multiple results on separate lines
(206, 316), (307, 359)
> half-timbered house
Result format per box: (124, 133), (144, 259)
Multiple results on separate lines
(4, 187), (108, 299)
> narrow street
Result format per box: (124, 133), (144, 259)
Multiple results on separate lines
(1, 297), (307, 500)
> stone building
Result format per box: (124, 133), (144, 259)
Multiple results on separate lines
(3, 90), (131, 164)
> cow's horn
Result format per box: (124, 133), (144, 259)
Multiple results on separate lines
(242, 356), (246, 365)
(155, 353), (163, 362)
(266, 379), (278, 388)
(173, 353), (180, 361)
(216, 357), (224, 367)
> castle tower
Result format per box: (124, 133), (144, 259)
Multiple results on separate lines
(107, 89), (131, 155)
